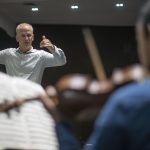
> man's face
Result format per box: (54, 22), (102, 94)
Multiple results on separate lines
(136, 22), (150, 67)
(16, 26), (34, 52)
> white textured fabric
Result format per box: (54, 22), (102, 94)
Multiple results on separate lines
(0, 46), (66, 84)
(0, 72), (59, 150)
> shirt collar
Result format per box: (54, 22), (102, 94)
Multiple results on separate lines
(16, 47), (36, 54)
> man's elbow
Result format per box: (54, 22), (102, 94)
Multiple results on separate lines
(58, 57), (67, 66)
(61, 57), (67, 65)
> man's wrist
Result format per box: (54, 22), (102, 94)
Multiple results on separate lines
(48, 45), (55, 53)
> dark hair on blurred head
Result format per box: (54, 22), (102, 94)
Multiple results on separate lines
(138, 0), (150, 37)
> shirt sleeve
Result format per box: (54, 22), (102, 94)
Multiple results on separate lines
(83, 94), (128, 150)
(41, 46), (66, 68)
(56, 122), (81, 150)
(0, 49), (7, 64)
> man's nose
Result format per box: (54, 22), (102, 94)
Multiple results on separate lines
(25, 36), (29, 40)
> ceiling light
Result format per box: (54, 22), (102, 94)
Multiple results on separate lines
(71, 5), (79, 9)
(116, 3), (124, 7)
(31, 7), (39, 12)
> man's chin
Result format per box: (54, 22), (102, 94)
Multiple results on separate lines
(25, 45), (32, 50)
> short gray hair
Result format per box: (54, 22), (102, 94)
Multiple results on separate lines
(16, 23), (33, 33)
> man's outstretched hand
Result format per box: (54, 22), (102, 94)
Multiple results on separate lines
(40, 35), (55, 52)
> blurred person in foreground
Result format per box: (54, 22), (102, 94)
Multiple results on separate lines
(40, 1), (150, 150)
(0, 72), (59, 150)
(0, 23), (66, 84)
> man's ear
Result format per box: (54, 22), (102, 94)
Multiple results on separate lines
(32, 34), (34, 41)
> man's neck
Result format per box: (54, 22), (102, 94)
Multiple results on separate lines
(19, 46), (32, 53)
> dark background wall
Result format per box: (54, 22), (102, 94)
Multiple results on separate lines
(0, 25), (139, 87)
